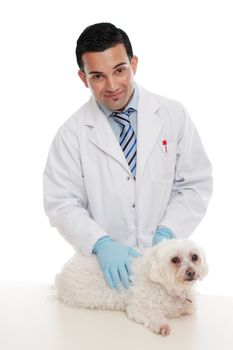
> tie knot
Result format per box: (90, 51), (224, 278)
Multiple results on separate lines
(111, 107), (135, 127)
(122, 107), (135, 117)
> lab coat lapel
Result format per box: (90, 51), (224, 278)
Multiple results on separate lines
(136, 86), (162, 179)
(84, 97), (131, 176)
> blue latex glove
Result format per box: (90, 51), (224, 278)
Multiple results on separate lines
(93, 236), (141, 290)
(152, 226), (175, 245)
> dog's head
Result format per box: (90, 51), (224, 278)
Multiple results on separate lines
(149, 239), (208, 293)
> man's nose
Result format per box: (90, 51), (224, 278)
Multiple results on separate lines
(105, 76), (117, 91)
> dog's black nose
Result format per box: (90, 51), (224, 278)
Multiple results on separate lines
(186, 269), (195, 279)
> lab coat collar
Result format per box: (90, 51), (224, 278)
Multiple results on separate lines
(84, 85), (162, 179)
(84, 97), (131, 176)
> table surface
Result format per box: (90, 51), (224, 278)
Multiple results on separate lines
(1, 281), (233, 350)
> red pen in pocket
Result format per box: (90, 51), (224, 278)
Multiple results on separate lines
(162, 140), (167, 153)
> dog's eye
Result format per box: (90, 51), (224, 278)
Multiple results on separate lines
(192, 254), (198, 262)
(171, 256), (181, 264)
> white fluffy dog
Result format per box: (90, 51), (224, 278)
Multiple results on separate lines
(55, 239), (208, 336)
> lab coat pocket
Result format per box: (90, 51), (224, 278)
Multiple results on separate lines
(149, 142), (176, 182)
(159, 139), (175, 158)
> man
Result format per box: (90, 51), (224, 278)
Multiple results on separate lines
(43, 22), (213, 291)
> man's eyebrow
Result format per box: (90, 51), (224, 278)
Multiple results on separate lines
(113, 62), (128, 69)
(88, 62), (128, 75)
(88, 70), (103, 75)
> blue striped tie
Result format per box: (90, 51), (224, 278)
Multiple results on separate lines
(111, 107), (137, 179)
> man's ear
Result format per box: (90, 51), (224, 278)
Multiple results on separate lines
(130, 55), (138, 75)
(78, 70), (89, 88)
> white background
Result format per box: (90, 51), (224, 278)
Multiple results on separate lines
(0, 0), (232, 296)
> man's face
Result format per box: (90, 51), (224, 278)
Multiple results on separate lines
(78, 44), (138, 111)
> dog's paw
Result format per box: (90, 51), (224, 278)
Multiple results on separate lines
(148, 322), (170, 336)
(159, 324), (170, 337)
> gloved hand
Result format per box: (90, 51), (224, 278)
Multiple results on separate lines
(152, 226), (174, 245)
(93, 235), (141, 290)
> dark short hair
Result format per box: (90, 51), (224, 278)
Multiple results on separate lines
(76, 22), (133, 70)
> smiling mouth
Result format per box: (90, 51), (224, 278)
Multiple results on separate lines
(105, 91), (123, 98)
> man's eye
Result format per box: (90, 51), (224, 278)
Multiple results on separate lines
(116, 67), (126, 74)
(93, 74), (102, 80)
(171, 256), (181, 264)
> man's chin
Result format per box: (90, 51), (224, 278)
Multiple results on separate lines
(104, 100), (128, 112)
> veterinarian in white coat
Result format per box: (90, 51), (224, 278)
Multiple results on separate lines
(43, 23), (212, 290)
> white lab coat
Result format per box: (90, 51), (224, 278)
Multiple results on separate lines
(43, 85), (212, 255)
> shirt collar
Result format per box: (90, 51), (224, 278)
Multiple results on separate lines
(98, 85), (139, 118)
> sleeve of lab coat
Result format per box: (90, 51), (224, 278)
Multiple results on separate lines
(43, 126), (108, 255)
(158, 107), (213, 238)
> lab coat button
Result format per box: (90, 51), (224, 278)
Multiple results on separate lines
(132, 203), (135, 208)
(126, 176), (130, 180)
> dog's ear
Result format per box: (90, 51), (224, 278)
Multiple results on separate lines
(198, 250), (209, 280)
(149, 249), (163, 283)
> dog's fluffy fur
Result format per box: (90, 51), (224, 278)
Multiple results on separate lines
(55, 239), (208, 336)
